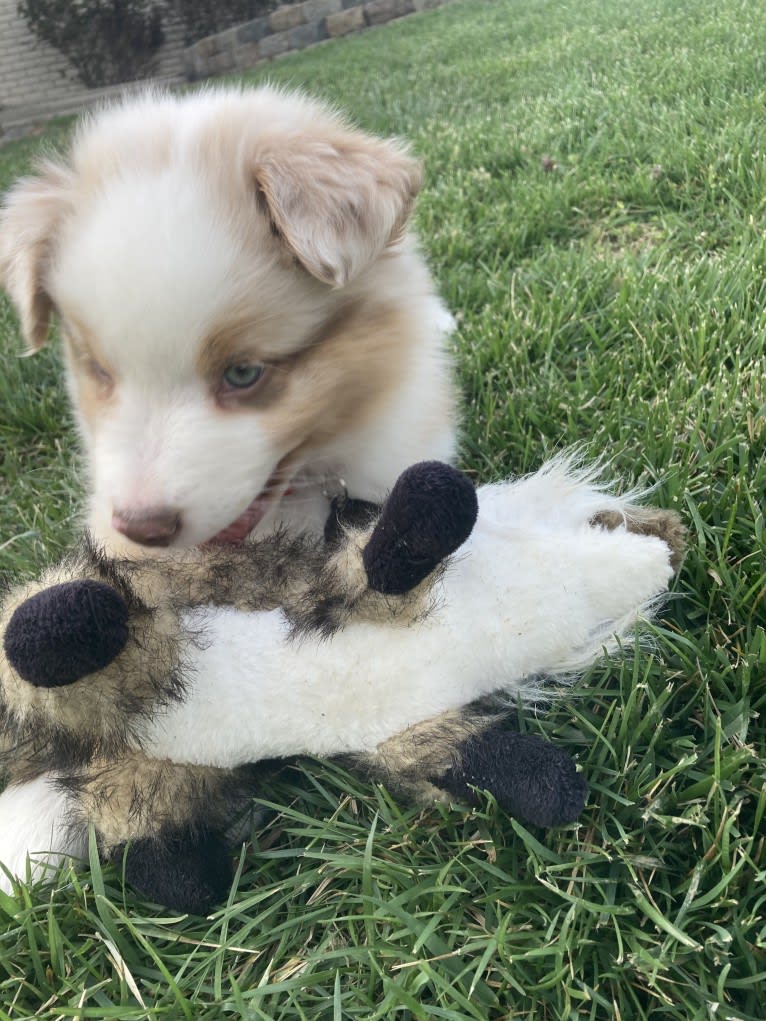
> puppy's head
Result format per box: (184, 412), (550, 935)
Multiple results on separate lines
(0, 88), (423, 551)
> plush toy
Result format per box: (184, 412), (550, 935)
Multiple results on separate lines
(0, 458), (685, 912)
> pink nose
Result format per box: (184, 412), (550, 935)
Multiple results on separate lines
(111, 507), (182, 547)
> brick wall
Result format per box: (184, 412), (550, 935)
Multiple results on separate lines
(186, 0), (451, 79)
(1, 0), (453, 119)
(0, 0), (80, 107)
(0, 0), (185, 111)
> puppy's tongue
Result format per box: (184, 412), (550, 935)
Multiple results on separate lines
(205, 493), (272, 546)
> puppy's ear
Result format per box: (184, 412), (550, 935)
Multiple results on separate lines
(0, 161), (73, 351)
(253, 128), (423, 287)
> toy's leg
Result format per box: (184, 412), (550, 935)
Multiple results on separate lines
(0, 754), (247, 911)
(361, 461), (478, 595)
(0, 558), (185, 760)
(124, 532), (328, 612)
(0, 557), (252, 910)
(286, 462), (478, 637)
(68, 751), (259, 914)
(0, 529), (331, 741)
(357, 711), (587, 828)
(109, 825), (232, 915)
(351, 708), (493, 801)
(123, 461), (476, 617)
(0, 740), (253, 911)
(439, 728), (587, 827)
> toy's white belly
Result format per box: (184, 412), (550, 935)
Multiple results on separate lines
(143, 509), (673, 766)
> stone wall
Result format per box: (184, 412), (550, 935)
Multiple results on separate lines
(0, 0), (452, 133)
(0, 0), (80, 108)
(185, 0), (450, 79)
(0, 0), (185, 111)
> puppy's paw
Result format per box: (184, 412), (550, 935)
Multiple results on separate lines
(440, 729), (587, 828)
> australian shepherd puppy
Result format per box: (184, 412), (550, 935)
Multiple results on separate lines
(0, 87), (457, 552)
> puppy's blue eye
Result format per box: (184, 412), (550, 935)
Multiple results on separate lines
(222, 364), (264, 389)
(87, 357), (112, 385)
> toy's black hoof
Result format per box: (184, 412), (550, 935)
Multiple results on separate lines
(363, 462), (478, 595)
(441, 729), (587, 828)
(4, 580), (130, 688)
(112, 826), (232, 914)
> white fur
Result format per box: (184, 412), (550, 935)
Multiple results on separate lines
(0, 775), (86, 892)
(0, 460), (675, 890)
(143, 460), (674, 762)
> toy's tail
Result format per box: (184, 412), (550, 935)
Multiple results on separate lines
(0, 774), (86, 893)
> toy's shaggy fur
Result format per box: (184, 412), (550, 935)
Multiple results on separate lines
(0, 460), (685, 911)
(0, 524), (438, 772)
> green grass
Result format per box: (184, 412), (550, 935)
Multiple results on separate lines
(0, 0), (764, 1017)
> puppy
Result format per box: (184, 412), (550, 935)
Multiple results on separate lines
(0, 86), (457, 552)
(0, 87), (467, 905)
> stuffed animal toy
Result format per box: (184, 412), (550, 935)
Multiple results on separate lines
(0, 458), (685, 912)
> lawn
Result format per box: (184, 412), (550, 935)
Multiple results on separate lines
(0, 0), (764, 1017)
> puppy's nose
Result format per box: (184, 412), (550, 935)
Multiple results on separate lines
(111, 507), (182, 547)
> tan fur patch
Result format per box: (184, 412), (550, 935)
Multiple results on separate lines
(195, 315), (268, 386)
(591, 506), (687, 573)
(59, 316), (116, 424)
(250, 122), (422, 287)
(191, 297), (428, 483)
(254, 299), (433, 466)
